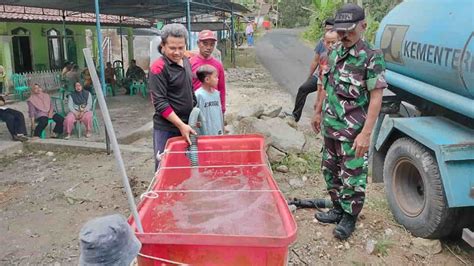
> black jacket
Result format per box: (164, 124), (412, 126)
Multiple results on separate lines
(149, 56), (195, 132)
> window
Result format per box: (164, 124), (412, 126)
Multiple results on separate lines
(47, 29), (63, 69)
(47, 28), (77, 70)
(11, 27), (33, 73)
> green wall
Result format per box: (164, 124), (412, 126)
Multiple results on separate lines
(2, 22), (97, 70)
(0, 22), (132, 71)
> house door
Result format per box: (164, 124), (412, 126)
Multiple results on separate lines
(11, 28), (33, 73)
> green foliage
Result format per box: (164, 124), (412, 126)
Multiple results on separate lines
(303, 0), (342, 43)
(303, 0), (400, 44)
(234, 0), (257, 10)
(363, 0), (401, 43)
(365, 13), (380, 44)
(364, 0), (402, 22)
(279, 0), (313, 28)
(272, 150), (321, 175)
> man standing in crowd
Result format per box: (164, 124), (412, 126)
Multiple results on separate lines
(148, 24), (196, 171)
(190, 30), (226, 114)
(287, 18), (334, 122)
(312, 3), (387, 240)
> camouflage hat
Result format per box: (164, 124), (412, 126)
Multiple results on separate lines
(334, 3), (365, 31)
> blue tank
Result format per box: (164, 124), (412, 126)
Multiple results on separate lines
(375, 0), (474, 114)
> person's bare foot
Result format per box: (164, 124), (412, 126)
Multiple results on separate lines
(85, 132), (92, 138)
(64, 134), (71, 140)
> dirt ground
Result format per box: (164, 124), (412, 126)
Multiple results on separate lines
(0, 50), (472, 265)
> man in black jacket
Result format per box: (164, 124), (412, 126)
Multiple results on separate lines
(149, 24), (196, 170)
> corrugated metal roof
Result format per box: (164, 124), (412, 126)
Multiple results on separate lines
(0, 0), (249, 20)
(0, 5), (151, 27)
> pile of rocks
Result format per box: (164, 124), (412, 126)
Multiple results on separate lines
(225, 68), (269, 83)
(225, 104), (307, 165)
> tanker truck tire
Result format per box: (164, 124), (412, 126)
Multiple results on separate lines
(383, 138), (457, 238)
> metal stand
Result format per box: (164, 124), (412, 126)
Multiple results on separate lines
(83, 48), (143, 233)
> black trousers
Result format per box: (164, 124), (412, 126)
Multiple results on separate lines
(0, 108), (28, 137)
(34, 114), (64, 137)
(291, 75), (318, 122)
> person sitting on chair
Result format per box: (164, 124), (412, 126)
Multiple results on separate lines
(61, 62), (73, 79)
(0, 96), (28, 141)
(64, 82), (93, 139)
(81, 68), (93, 94)
(66, 64), (81, 91)
(105, 62), (115, 86)
(124, 59), (146, 94)
(0, 65), (5, 95)
(27, 84), (64, 139)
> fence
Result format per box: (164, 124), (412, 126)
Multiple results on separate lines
(23, 70), (62, 91)
(10, 70), (62, 93)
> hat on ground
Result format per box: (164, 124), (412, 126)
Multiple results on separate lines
(333, 3), (365, 31)
(198, 30), (217, 41)
(79, 214), (141, 266)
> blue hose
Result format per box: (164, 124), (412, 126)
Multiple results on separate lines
(187, 107), (205, 167)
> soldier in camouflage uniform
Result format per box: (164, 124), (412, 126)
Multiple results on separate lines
(312, 3), (387, 240)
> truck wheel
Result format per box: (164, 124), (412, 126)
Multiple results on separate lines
(383, 137), (457, 238)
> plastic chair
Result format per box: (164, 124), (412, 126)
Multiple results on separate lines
(37, 118), (54, 139)
(113, 60), (124, 87)
(11, 74), (30, 101)
(129, 80), (147, 97)
(106, 83), (115, 96)
(51, 96), (66, 117)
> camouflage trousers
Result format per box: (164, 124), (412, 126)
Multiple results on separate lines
(322, 137), (368, 216)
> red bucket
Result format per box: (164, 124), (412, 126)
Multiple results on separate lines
(129, 134), (297, 265)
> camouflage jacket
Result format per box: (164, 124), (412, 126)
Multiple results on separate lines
(322, 39), (388, 142)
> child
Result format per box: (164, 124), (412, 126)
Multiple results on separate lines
(195, 65), (224, 135)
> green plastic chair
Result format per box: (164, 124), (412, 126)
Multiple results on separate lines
(11, 74), (30, 101)
(113, 60), (124, 87)
(51, 96), (66, 117)
(37, 118), (54, 139)
(129, 80), (147, 97)
(106, 83), (115, 96)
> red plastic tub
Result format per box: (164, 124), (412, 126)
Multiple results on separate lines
(129, 134), (297, 265)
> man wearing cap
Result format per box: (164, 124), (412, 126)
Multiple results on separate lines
(312, 3), (387, 240)
(287, 18), (334, 122)
(190, 30), (226, 114)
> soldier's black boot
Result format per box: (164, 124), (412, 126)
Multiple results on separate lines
(334, 212), (357, 240)
(314, 205), (343, 223)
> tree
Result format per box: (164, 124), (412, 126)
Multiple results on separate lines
(303, 0), (401, 44)
(279, 0), (313, 28)
(303, 0), (343, 42)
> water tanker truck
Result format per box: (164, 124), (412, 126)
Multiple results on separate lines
(372, 0), (473, 244)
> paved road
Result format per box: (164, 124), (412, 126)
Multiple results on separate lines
(256, 28), (317, 117)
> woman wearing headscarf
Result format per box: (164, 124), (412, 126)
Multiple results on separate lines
(27, 84), (64, 138)
(64, 82), (93, 139)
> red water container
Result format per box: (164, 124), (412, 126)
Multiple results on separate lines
(129, 134), (297, 265)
